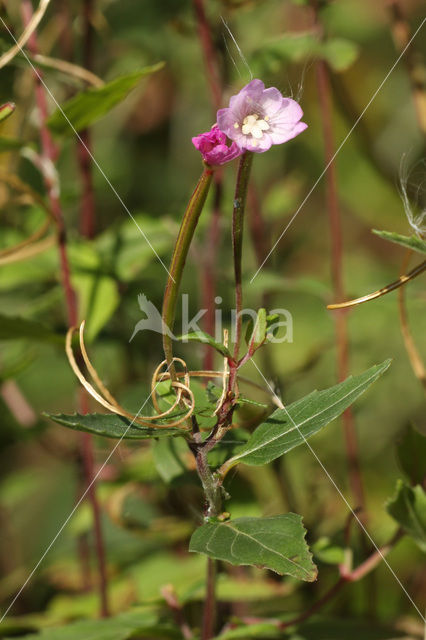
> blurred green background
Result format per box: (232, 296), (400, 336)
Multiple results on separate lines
(0, 0), (425, 636)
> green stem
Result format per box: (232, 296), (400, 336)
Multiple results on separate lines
(162, 166), (214, 378)
(232, 152), (254, 363)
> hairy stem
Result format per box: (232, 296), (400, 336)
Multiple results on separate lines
(162, 167), (214, 377)
(194, 443), (222, 640)
(232, 152), (254, 364)
(201, 176), (223, 371)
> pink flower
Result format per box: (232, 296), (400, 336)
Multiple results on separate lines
(192, 124), (243, 166)
(217, 79), (307, 153)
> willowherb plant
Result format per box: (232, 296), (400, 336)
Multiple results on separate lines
(48, 79), (392, 638)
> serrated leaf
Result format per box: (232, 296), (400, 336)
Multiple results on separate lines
(321, 38), (359, 72)
(45, 413), (182, 440)
(0, 314), (63, 344)
(47, 64), (164, 135)
(190, 514), (317, 581)
(222, 360), (391, 470)
(386, 480), (426, 552)
(396, 425), (426, 485)
(0, 101), (15, 123)
(177, 331), (232, 358)
(373, 229), (426, 255)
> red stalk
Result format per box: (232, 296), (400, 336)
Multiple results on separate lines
(314, 20), (365, 513)
(21, 0), (109, 616)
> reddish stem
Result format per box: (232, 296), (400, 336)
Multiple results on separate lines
(78, 0), (96, 238)
(21, 0), (109, 616)
(279, 577), (346, 630)
(225, 529), (403, 635)
(235, 529), (403, 633)
(79, 390), (109, 617)
(192, 0), (222, 112)
(314, 25), (365, 513)
(202, 557), (217, 640)
(21, 1), (77, 325)
(192, 0), (223, 370)
(78, 128), (96, 238)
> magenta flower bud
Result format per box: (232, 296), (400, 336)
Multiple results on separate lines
(192, 124), (243, 166)
(217, 79), (307, 153)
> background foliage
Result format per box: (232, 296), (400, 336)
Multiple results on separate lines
(0, 0), (425, 638)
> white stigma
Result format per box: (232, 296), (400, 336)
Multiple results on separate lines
(241, 113), (270, 139)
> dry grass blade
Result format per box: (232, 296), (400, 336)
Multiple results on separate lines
(328, 260), (426, 309)
(66, 324), (195, 429)
(397, 253), (426, 391)
(33, 54), (104, 87)
(0, 0), (51, 70)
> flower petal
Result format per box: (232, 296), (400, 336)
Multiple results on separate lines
(217, 107), (238, 138)
(268, 121), (308, 145)
(244, 133), (272, 153)
(258, 87), (283, 116)
(274, 98), (304, 124)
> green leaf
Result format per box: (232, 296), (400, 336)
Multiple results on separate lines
(216, 618), (409, 639)
(320, 38), (359, 72)
(0, 314), (63, 344)
(47, 64), (164, 135)
(152, 436), (191, 482)
(0, 101), (15, 123)
(3, 608), (177, 640)
(386, 480), (426, 552)
(207, 428), (251, 469)
(396, 425), (426, 485)
(189, 514), (317, 581)
(245, 308), (267, 351)
(372, 229), (426, 255)
(0, 136), (24, 152)
(177, 330), (232, 358)
(45, 413), (182, 440)
(311, 537), (345, 565)
(251, 32), (317, 73)
(73, 274), (119, 341)
(214, 621), (282, 638)
(222, 360), (391, 470)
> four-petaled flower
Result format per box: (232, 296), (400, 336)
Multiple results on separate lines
(192, 124), (243, 167)
(217, 79), (307, 153)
